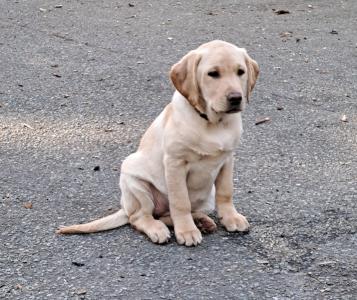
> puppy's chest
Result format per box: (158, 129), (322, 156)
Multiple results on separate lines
(185, 149), (229, 182)
(190, 127), (240, 157)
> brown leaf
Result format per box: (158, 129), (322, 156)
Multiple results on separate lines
(255, 117), (271, 125)
(280, 31), (293, 38)
(23, 202), (33, 209)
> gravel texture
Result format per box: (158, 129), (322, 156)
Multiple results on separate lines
(1, 1), (356, 299)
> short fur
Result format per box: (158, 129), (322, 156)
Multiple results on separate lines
(57, 40), (259, 246)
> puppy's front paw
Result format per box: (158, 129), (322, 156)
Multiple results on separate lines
(146, 220), (171, 244)
(220, 212), (250, 232)
(175, 226), (202, 246)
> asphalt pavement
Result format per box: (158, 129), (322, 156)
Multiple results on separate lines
(1, 1), (356, 299)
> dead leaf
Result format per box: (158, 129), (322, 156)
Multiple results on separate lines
(75, 288), (87, 295)
(280, 31), (293, 38)
(23, 202), (33, 209)
(22, 123), (34, 130)
(273, 9), (290, 15)
(255, 117), (270, 125)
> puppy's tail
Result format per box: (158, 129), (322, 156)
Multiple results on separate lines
(56, 209), (129, 234)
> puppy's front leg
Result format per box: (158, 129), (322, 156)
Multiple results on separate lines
(164, 156), (202, 246)
(215, 155), (250, 232)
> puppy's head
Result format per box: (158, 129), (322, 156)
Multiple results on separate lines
(170, 40), (259, 121)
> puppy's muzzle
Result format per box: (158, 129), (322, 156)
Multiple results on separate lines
(226, 92), (242, 113)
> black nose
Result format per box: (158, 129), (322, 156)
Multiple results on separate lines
(227, 92), (242, 107)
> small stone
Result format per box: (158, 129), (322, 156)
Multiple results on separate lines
(257, 259), (269, 265)
(317, 260), (336, 266)
(75, 288), (87, 295)
(55, 4), (63, 8)
(340, 115), (348, 122)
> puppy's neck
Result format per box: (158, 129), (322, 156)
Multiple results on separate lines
(173, 91), (232, 125)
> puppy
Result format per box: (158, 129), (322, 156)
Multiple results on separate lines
(57, 40), (259, 246)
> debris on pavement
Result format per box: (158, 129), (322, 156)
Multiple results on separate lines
(74, 288), (87, 295)
(273, 9), (290, 15)
(72, 261), (85, 267)
(22, 123), (34, 130)
(23, 202), (33, 209)
(255, 117), (271, 125)
(280, 31), (293, 38)
(340, 115), (348, 122)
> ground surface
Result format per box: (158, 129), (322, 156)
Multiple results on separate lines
(1, 0), (356, 299)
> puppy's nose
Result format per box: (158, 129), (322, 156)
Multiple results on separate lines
(227, 92), (242, 107)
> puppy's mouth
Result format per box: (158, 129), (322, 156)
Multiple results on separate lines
(226, 107), (242, 114)
(211, 107), (242, 114)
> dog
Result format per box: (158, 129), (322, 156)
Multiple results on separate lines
(57, 40), (259, 246)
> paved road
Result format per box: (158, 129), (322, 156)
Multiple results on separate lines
(1, 1), (356, 299)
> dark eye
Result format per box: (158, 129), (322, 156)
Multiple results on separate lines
(237, 69), (245, 76)
(208, 70), (220, 78)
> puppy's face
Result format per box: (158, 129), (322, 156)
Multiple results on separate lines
(170, 40), (259, 122)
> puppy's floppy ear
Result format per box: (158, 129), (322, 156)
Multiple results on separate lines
(244, 53), (259, 102)
(170, 50), (204, 111)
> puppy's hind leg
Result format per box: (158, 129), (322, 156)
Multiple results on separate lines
(120, 174), (171, 244)
(160, 212), (216, 234)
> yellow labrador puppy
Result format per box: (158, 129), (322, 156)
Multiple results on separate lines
(57, 40), (259, 246)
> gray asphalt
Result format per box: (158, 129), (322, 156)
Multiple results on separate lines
(1, 1), (356, 299)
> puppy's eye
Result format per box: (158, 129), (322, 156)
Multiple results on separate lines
(237, 69), (245, 76)
(208, 71), (220, 78)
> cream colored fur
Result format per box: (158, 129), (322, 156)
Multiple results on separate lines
(57, 40), (259, 246)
